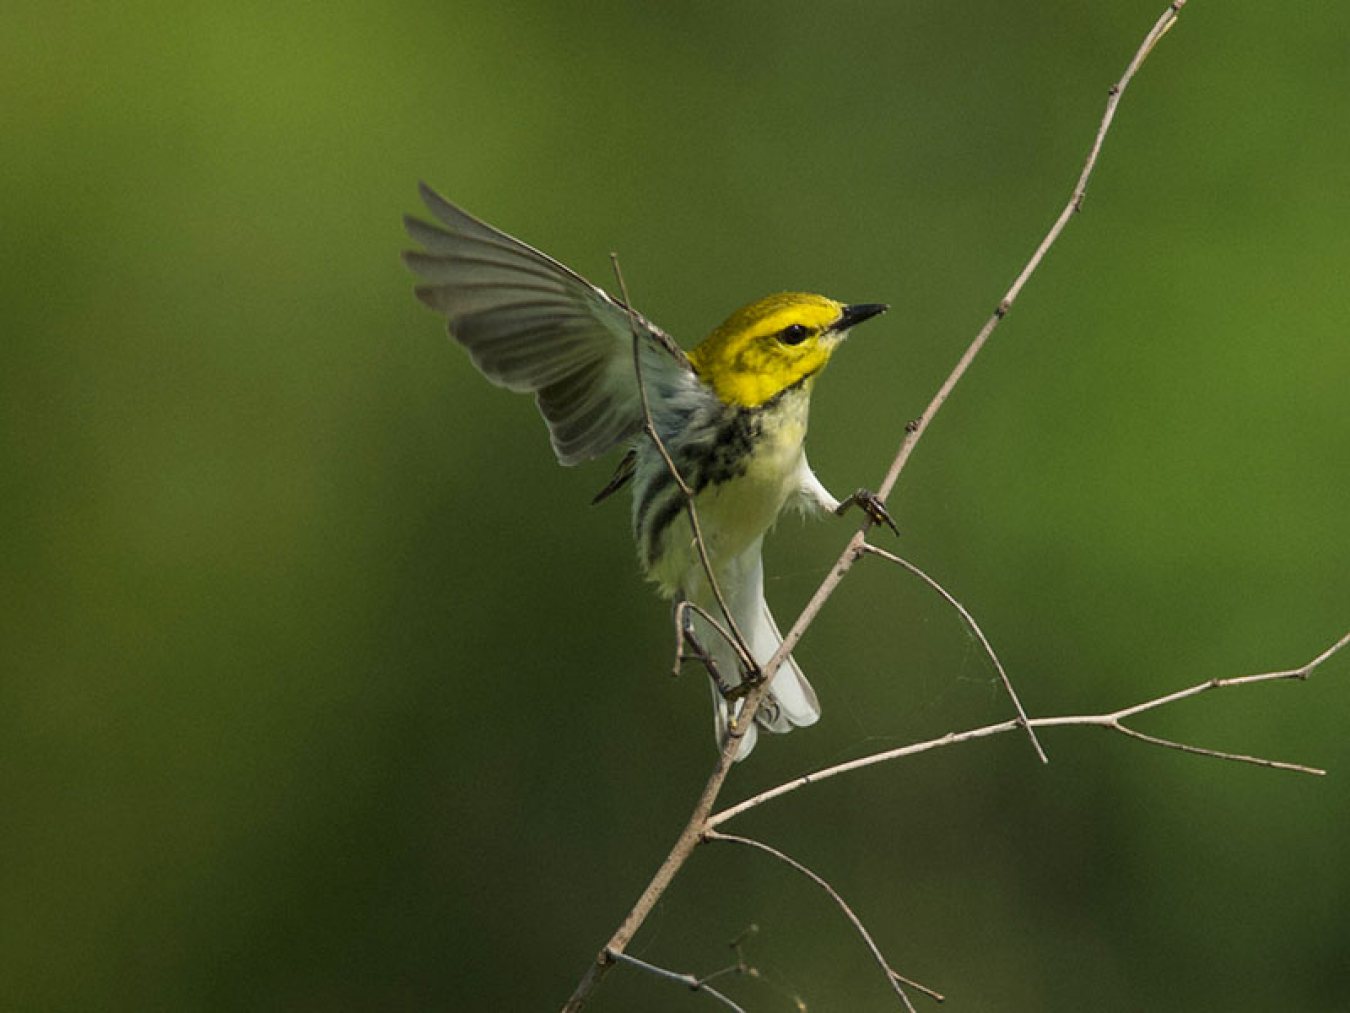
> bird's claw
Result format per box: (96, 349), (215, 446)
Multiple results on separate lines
(836, 487), (899, 536)
(676, 603), (762, 700)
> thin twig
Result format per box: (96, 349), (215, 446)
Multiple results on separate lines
(834, 1), (1189, 763)
(873, 0), (1188, 505)
(610, 254), (756, 675)
(608, 951), (748, 1013)
(697, 924), (760, 988)
(709, 631), (1348, 827)
(721, 0), (1189, 773)
(562, 9), (1189, 1009)
(705, 831), (942, 1009)
(861, 542), (1046, 764)
(1106, 724), (1316, 771)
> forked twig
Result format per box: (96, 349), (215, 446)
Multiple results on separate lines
(710, 631), (1349, 827)
(705, 831), (945, 1009)
(694, 924), (758, 988)
(861, 542), (1046, 763)
(607, 951), (748, 1012)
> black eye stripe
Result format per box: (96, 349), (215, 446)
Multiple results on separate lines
(778, 323), (811, 345)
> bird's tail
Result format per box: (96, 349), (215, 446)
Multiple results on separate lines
(691, 542), (820, 761)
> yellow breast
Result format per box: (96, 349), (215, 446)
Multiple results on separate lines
(692, 387), (810, 563)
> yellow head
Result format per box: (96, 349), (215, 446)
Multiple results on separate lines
(686, 293), (888, 408)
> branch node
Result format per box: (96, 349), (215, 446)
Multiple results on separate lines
(890, 968), (947, 1003)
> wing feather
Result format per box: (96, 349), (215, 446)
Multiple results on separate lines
(404, 183), (695, 466)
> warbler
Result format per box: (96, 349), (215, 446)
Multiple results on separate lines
(403, 183), (891, 759)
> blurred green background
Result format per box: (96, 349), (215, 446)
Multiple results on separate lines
(4, 2), (1348, 1010)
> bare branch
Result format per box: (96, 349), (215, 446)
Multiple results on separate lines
(607, 950), (748, 1013)
(704, 0), (1192, 767)
(1105, 724), (1324, 774)
(562, 746), (742, 1013)
(705, 831), (942, 1010)
(563, 8), (1191, 1009)
(710, 631), (1348, 827)
(1107, 628), (1350, 720)
(861, 542), (1046, 764)
(872, 0), (1188, 505)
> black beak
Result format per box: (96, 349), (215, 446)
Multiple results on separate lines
(837, 303), (889, 331)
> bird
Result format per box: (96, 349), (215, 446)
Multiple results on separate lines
(403, 183), (892, 759)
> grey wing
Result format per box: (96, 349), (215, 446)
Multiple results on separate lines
(403, 182), (692, 466)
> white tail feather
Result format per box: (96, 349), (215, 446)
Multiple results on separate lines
(694, 540), (819, 761)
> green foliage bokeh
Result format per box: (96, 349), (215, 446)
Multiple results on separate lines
(3, 2), (1348, 1010)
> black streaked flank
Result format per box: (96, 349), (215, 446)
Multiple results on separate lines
(636, 400), (777, 567)
(642, 496), (687, 569)
(634, 465), (678, 532)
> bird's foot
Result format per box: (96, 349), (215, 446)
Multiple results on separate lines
(678, 616), (732, 692)
(675, 600), (763, 704)
(678, 611), (762, 698)
(721, 674), (760, 702)
(835, 487), (899, 535)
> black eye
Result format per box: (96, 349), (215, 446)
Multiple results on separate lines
(778, 323), (811, 345)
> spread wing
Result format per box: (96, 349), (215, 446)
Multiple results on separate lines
(403, 183), (693, 466)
